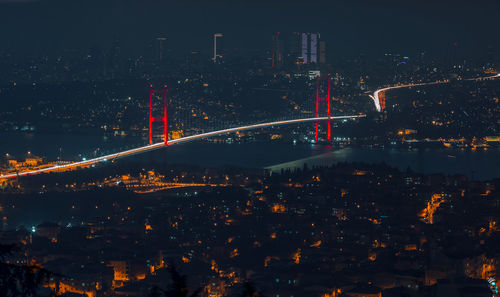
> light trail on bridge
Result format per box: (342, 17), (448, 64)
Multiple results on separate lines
(0, 115), (366, 180)
(369, 73), (500, 112)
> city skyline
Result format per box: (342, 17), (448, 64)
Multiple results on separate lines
(0, 0), (499, 58)
(1, 1), (499, 297)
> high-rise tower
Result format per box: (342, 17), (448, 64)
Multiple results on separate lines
(272, 32), (284, 68)
(300, 33), (320, 64)
(155, 37), (167, 64)
(213, 33), (224, 62)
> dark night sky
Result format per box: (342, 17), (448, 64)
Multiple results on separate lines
(0, 0), (498, 58)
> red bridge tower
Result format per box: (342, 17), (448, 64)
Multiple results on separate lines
(315, 76), (332, 142)
(149, 85), (168, 145)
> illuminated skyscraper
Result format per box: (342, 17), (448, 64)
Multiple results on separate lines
(213, 33), (224, 62)
(300, 32), (320, 64)
(271, 32), (324, 66)
(286, 32), (321, 64)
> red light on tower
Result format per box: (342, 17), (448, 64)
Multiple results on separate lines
(315, 76), (332, 142)
(272, 32), (282, 68)
(148, 85), (168, 145)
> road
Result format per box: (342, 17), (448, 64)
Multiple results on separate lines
(369, 73), (500, 112)
(0, 115), (366, 180)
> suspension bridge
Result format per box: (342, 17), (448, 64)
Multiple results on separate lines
(2, 73), (498, 180)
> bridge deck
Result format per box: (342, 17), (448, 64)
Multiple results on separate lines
(0, 115), (366, 179)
